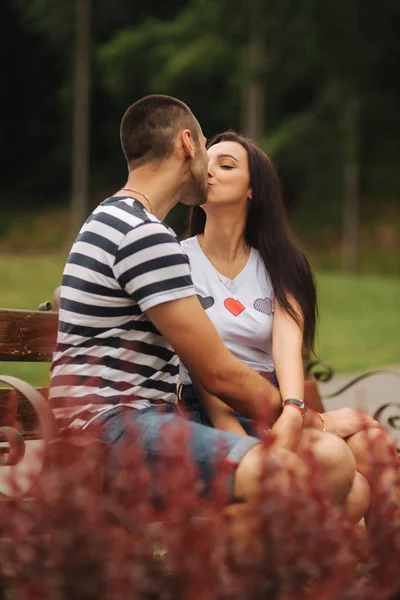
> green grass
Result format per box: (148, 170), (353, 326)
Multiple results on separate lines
(0, 254), (66, 308)
(0, 254), (66, 385)
(316, 272), (400, 372)
(0, 254), (399, 384)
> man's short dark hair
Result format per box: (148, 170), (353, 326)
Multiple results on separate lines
(120, 95), (200, 168)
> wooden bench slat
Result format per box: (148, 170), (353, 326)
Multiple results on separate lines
(0, 309), (58, 362)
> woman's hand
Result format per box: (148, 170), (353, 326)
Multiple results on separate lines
(323, 408), (380, 439)
(271, 405), (303, 451)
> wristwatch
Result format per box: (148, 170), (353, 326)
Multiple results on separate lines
(283, 398), (307, 424)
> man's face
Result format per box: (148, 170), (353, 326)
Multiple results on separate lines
(180, 127), (209, 207)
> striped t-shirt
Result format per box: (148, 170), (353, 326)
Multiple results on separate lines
(49, 196), (195, 430)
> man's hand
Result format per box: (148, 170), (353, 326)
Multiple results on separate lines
(271, 406), (303, 451)
(323, 408), (380, 439)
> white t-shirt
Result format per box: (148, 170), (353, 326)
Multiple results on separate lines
(179, 236), (275, 385)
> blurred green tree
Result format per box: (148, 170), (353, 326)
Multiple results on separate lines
(5, 0), (400, 269)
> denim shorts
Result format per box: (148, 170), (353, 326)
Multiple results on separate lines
(95, 404), (260, 502)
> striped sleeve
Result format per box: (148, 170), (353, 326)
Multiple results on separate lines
(113, 221), (196, 312)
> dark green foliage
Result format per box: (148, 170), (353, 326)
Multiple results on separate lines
(1, 0), (399, 248)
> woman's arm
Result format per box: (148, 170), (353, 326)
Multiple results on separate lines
(272, 295), (305, 403)
(270, 296), (306, 447)
(189, 375), (247, 435)
(271, 296), (341, 434)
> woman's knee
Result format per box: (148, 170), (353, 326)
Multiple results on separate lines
(233, 443), (305, 503)
(299, 430), (356, 504)
(346, 427), (398, 474)
(342, 471), (371, 523)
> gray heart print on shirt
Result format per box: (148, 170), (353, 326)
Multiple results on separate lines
(197, 294), (215, 310)
(253, 297), (273, 316)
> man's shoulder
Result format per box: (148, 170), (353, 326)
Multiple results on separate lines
(96, 196), (152, 227)
(92, 197), (177, 239)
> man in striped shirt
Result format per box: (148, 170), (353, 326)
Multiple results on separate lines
(50, 95), (356, 512)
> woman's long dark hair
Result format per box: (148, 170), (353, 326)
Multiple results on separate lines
(186, 131), (318, 350)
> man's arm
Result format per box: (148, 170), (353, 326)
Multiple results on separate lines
(147, 295), (282, 424)
(191, 372), (305, 450)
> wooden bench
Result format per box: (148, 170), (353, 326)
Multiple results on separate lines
(0, 306), (110, 500)
(0, 307), (327, 425)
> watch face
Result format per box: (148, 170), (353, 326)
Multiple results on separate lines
(283, 398), (304, 410)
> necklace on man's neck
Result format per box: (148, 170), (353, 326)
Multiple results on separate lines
(199, 236), (248, 289)
(121, 187), (154, 215)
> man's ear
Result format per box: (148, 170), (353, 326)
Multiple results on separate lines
(180, 129), (195, 160)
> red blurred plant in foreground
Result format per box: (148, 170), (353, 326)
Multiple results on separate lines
(0, 419), (399, 600)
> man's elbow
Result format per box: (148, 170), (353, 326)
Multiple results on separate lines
(200, 368), (227, 399)
(199, 363), (237, 403)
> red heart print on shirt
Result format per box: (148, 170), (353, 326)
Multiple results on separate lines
(224, 298), (245, 317)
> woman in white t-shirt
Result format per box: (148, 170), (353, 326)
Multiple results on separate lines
(179, 132), (400, 524)
(179, 130), (317, 436)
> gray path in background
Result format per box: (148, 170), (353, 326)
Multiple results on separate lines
(319, 365), (400, 449)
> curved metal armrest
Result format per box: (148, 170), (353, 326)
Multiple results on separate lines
(0, 375), (59, 444)
(373, 401), (400, 455)
(304, 359), (334, 383)
(322, 368), (400, 400)
(0, 376), (60, 496)
(0, 426), (25, 466)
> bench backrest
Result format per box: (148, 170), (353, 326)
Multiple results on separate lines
(0, 308), (58, 362)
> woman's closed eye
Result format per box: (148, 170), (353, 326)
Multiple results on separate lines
(220, 165), (234, 170)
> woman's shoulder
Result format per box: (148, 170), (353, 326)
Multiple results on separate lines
(251, 248), (274, 290)
(251, 247), (265, 270)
